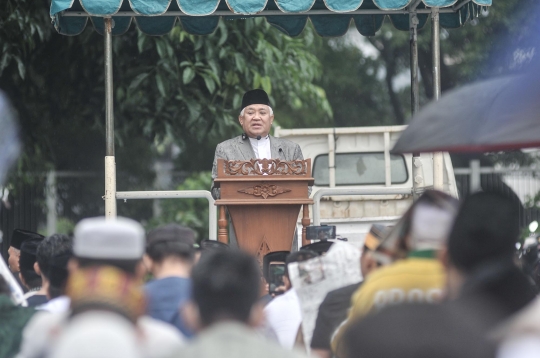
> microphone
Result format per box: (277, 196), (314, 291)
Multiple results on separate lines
(256, 136), (262, 140)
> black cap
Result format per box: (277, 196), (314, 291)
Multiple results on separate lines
(241, 89), (271, 110)
(10, 229), (45, 250)
(147, 224), (195, 248)
(19, 239), (42, 271)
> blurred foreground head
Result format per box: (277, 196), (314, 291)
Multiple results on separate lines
(66, 266), (146, 323)
(189, 250), (261, 328)
(445, 191), (537, 316)
(48, 311), (142, 358)
(342, 303), (494, 358)
(145, 223), (196, 276)
(146, 224), (196, 262)
(67, 217), (147, 320)
(448, 191), (519, 272)
(36, 234), (73, 299)
(376, 190), (459, 260)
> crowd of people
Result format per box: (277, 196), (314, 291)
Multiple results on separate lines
(2, 189), (540, 358)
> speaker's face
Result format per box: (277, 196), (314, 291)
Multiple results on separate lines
(239, 104), (273, 138)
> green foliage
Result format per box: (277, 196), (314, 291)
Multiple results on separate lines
(311, 32), (403, 127)
(525, 190), (540, 210)
(118, 19), (332, 155)
(0, 0), (50, 79)
(147, 172), (214, 240)
(2, 0), (539, 230)
(55, 217), (76, 235)
(0, 4), (333, 224)
(311, 0), (535, 128)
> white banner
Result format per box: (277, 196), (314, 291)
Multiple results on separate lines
(288, 242), (362, 349)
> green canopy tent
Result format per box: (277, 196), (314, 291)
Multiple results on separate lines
(49, 0), (492, 221)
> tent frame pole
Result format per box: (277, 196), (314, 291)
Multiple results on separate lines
(409, 11), (422, 197)
(104, 17), (117, 218)
(410, 13), (420, 115)
(431, 7), (444, 191)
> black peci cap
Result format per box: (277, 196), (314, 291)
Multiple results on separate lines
(10, 229), (44, 250)
(241, 89), (271, 111)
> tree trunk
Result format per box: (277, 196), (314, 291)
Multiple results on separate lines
(370, 37), (405, 125)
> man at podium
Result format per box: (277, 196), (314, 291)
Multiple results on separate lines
(211, 89), (306, 200)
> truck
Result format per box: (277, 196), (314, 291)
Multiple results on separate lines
(274, 125), (459, 248)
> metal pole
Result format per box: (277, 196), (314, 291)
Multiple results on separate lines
(46, 171), (57, 236)
(431, 7), (444, 191)
(328, 133), (336, 188)
(383, 131), (391, 186)
(469, 159), (481, 192)
(104, 17), (117, 218)
(116, 190), (217, 240)
(410, 13), (420, 115)
(410, 12), (423, 197)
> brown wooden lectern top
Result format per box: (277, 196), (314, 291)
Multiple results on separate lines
(214, 158), (313, 259)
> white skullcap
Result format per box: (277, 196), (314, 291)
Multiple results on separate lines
(410, 203), (455, 251)
(74, 217), (145, 260)
(48, 311), (142, 358)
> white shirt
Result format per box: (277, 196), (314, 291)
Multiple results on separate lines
(264, 288), (302, 349)
(249, 135), (271, 160)
(36, 295), (70, 313)
(498, 336), (540, 358)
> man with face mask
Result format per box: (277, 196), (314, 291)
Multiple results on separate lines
(210, 89), (306, 200)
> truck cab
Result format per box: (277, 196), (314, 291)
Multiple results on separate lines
(274, 125), (458, 248)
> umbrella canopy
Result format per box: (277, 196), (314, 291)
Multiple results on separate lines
(50, 0), (488, 37)
(392, 71), (540, 153)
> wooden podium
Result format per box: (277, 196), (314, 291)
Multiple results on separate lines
(214, 158), (314, 260)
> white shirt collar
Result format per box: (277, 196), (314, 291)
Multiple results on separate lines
(248, 135), (271, 159)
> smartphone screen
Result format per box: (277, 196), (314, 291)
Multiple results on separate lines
(268, 261), (286, 295)
(306, 225), (336, 241)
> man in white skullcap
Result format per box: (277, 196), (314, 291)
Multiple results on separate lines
(332, 190), (459, 356)
(17, 217), (184, 358)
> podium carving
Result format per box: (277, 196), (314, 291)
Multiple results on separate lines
(214, 158), (314, 260)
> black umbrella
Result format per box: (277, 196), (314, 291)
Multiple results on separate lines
(392, 71), (540, 153)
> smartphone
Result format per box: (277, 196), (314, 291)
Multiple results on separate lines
(268, 261), (286, 295)
(306, 225), (336, 241)
(263, 251), (289, 296)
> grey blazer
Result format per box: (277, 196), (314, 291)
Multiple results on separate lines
(211, 135), (305, 199)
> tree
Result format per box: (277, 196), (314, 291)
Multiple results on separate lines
(0, 2), (332, 227)
(311, 0), (536, 128)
